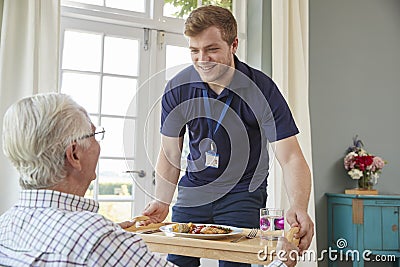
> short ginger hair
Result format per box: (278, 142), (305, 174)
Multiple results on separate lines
(184, 5), (237, 45)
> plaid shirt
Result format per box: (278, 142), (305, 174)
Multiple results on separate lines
(0, 190), (176, 267)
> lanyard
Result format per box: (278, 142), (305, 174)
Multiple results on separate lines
(202, 89), (233, 140)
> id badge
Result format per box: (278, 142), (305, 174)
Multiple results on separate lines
(205, 150), (219, 168)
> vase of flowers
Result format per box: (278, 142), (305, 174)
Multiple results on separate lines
(344, 136), (386, 190)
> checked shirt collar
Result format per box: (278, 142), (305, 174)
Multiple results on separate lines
(18, 189), (99, 213)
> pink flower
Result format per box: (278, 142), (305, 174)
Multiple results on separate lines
(372, 156), (385, 170)
(344, 152), (357, 170)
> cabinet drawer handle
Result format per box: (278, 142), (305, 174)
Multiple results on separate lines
(392, 224), (398, 232)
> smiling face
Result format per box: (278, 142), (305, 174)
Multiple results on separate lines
(189, 26), (238, 89)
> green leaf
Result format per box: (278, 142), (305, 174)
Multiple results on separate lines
(164, 0), (232, 19)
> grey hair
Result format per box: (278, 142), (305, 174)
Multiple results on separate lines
(2, 93), (92, 189)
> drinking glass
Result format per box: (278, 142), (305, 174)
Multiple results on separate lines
(260, 208), (284, 240)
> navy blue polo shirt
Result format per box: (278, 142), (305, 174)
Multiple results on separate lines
(160, 56), (298, 193)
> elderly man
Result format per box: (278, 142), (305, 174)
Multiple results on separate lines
(0, 93), (298, 267)
(0, 93), (175, 266)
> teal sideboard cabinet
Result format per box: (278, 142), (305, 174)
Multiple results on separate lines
(326, 193), (400, 267)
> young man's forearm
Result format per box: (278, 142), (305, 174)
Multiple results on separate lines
(154, 155), (180, 205)
(282, 157), (311, 211)
(154, 135), (183, 204)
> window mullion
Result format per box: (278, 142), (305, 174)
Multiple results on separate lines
(94, 33), (106, 203)
(151, 0), (163, 20)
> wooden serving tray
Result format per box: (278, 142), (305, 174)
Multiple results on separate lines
(126, 222), (299, 265)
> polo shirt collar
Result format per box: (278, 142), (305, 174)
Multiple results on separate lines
(189, 68), (207, 91)
(230, 55), (252, 90)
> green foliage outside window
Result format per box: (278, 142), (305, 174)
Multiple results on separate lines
(165, 0), (232, 18)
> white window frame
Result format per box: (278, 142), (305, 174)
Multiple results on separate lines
(61, 0), (246, 59)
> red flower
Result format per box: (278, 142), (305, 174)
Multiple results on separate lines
(354, 155), (374, 171)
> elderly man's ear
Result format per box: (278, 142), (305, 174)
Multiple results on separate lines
(65, 144), (82, 171)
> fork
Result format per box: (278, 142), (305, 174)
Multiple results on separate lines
(230, 228), (258, 243)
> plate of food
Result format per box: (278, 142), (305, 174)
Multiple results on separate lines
(159, 223), (242, 239)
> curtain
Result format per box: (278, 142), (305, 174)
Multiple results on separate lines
(268, 0), (318, 265)
(0, 0), (60, 214)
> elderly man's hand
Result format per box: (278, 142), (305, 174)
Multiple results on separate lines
(118, 220), (135, 229)
(118, 215), (151, 229)
(275, 236), (300, 267)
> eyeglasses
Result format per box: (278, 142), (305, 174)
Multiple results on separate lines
(78, 126), (105, 142)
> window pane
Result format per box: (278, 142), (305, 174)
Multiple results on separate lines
(97, 159), (135, 221)
(166, 45), (192, 80)
(61, 72), (100, 114)
(99, 202), (133, 222)
(67, 0), (103, 5)
(103, 36), (139, 76)
(102, 76), (137, 116)
(98, 159), (134, 196)
(62, 30), (102, 72)
(106, 0), (145, 13)
(163, 1), (195, 19)
(100, 117), (135, 158)
(64, 0), (145, 13)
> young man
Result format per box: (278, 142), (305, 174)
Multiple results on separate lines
(143, 5), (314, 267)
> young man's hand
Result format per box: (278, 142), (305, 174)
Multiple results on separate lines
(142, 200), (170, 225)
(286, 208), (314, 252)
